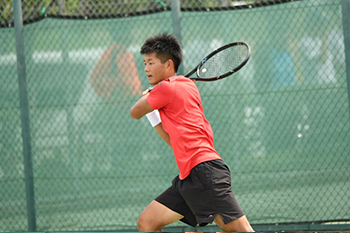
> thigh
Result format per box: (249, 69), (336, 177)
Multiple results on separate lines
(214, 214), (254, 232)
(138, 200), (183, 230)
(156, 176), (198, 227)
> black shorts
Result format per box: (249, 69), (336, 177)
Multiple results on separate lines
(155, 159), (245, 227)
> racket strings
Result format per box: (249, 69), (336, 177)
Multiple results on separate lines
(198, 44), (249, 79)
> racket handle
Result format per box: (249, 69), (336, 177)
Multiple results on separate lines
(142, 87), (153, 95)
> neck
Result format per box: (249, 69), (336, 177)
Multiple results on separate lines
(168, 72), (177, 77)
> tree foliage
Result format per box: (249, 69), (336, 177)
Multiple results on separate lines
(1, 0), (269, 27)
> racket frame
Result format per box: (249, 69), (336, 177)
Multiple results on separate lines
(185, 42), (251, 81)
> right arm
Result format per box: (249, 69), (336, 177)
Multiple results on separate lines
(154, 123), (172, 148)
(131, 85), (172, 148)
(143, 109), (172, 148)
(130, 93), (153, 119)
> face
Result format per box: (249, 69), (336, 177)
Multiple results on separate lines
(143, 52), (169, 85)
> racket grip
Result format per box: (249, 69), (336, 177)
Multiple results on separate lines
(146, 110), (161, 127)
(142, 87), (153, 95)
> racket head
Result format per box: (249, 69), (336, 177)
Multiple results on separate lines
(187, 42), (251, 81)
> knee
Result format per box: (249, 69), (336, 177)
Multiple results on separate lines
(137, 215), (160, 232)
(220, 224), (254, 232)
(137, 216), (146, 232)
(215, 215), (254, 232)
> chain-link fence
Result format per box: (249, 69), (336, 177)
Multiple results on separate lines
(1, 0), (350, 232)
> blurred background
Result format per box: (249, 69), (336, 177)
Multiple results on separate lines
(1, 0), (350, 231)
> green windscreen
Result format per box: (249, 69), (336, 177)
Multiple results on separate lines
(0, 0), (349, 231)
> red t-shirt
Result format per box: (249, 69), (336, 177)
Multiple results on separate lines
(147, 76), (221, 179)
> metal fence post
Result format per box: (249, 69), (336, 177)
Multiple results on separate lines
(12, 0), (37, 231)
(171, 0), (184, 75)
(342, 0), (350, 117)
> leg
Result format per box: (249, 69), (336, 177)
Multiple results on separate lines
(214, 214), (254, 232)
(137, 200), (184, 232)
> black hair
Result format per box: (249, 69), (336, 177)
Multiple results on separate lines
(140, 33), (183, 72)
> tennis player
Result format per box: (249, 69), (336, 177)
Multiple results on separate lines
(130, 33), (254, 232)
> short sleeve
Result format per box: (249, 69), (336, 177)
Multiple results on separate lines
(147, 80), (173, 110)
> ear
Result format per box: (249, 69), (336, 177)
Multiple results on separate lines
(166, 59), (175, 72)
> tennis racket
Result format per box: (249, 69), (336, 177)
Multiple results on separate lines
(185, 41), (251, 81)
(144, 42), (251, 93)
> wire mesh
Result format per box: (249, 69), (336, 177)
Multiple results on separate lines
(1, 0), (349, 231)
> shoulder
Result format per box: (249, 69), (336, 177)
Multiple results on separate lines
(153, 76), (194, 94)
(167, 76), (195, 87)
(154, 75), (183, 88)
(168, 75), (190, 82)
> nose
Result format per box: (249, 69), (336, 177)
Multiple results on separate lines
(144, 64), (149, 72)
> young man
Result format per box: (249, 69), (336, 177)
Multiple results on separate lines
(130, 33), (254, 232)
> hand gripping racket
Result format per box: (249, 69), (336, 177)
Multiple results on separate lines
(145, 42), (251, 93)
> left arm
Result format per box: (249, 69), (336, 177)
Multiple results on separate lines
(130, 93), (172, 148)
